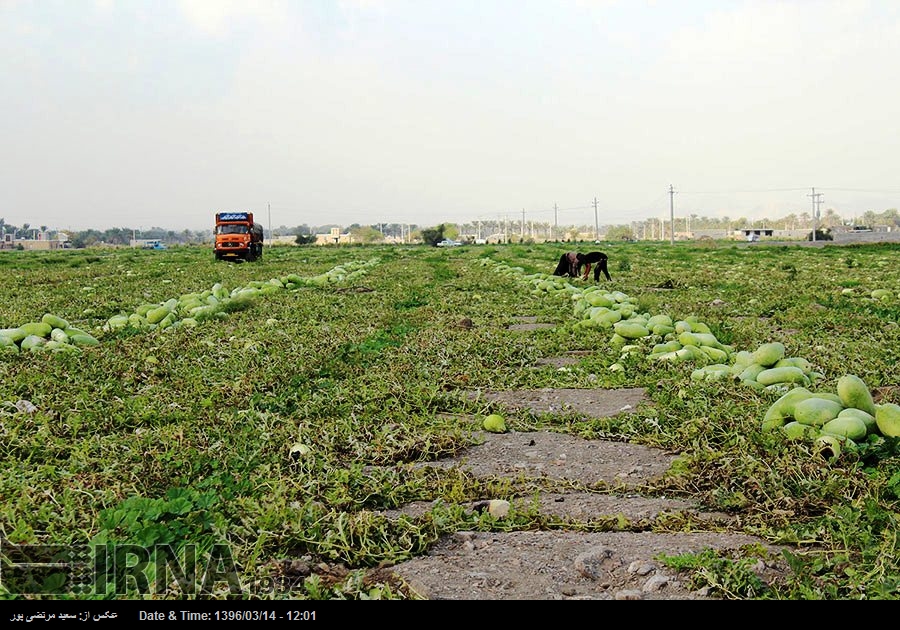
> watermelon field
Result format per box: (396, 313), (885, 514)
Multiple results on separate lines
(1, 240), (899, 600)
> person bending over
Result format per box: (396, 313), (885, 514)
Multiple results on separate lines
(552, 251), (581, 277)
(576, 252), (611, 282)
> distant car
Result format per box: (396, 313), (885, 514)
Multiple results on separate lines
(436, 239), (462, 247)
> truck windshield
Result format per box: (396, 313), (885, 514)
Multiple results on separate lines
(217, 225), (249, 235)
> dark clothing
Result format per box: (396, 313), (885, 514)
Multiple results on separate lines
(552, 251), (580, 277)
(576, 251), (611, 282)
(553, 251), (611, 281)
(566, 251), (580, 277)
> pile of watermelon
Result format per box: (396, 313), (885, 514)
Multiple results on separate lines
(762, 374), (900, 459)
(0, 314), (99, 354)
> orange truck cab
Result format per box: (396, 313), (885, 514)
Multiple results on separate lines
(214, 212), (264, 261)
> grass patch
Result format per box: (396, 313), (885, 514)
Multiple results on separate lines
(1, 241), (899, 600)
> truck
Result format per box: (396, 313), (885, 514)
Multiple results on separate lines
(143, 239), (167, 250)
(130, 238), (167, 250)
(214, 212), (264, 261)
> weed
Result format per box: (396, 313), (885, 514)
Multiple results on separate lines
(1, 242), (899, 600)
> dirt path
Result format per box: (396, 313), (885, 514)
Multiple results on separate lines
(383, 322), (789, 600)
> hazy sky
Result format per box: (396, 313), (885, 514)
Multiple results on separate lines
(3, 0), (899, 232)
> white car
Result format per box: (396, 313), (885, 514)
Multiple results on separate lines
(437, 239), (462, 247)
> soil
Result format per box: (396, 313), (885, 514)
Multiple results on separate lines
(377, 317), (791, 600)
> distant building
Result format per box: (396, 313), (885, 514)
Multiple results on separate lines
(737, 228), (774, 240)
(315, 227), (353, 245)
(2, 237), (68, 251)
(833, 225), (897, 243)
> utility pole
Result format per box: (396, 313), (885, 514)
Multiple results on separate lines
(669, 184), (676, 245)
(808, 187), (823, 242)
(521, 208), (525, 240)
(593, 197), (599, 241)
(267, 202), (272, 245)
(816, 194), (824, 231)
(554, 203), (558, 241)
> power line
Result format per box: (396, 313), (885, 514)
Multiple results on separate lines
(678, 187), (809, 194)
(820, 187), (900, 194)
(260, 182), (897, 233)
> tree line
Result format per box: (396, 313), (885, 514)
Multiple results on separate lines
(2, 208), (897, 249)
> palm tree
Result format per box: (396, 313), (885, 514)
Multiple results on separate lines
(822, 209), (840, 228)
